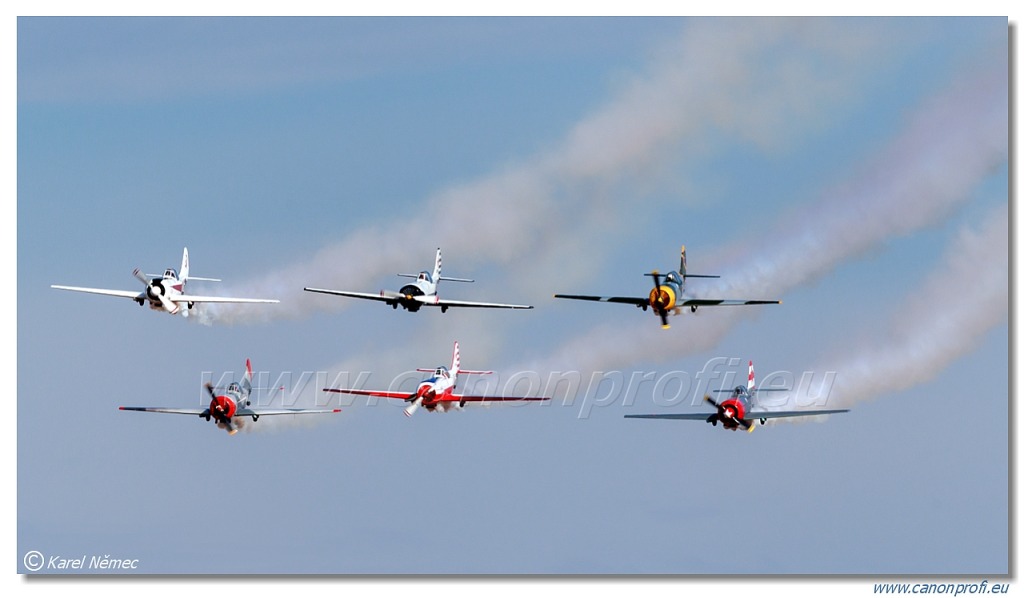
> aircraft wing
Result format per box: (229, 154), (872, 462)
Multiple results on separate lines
(119, 406), (206, 415)
(679, 299), (781, 307)
(553, 294), (648, 307)
(120, 406), (341, 416)
(428, 297), (533, 310)
(452, 395), (549, 402)
(304, 287), (402, 303)
(322, 388), (413, 400)
(51, 285), (143, 300)
(624, 413), (710, 420)
(743, 409), (849, 419)
(235, 407), (342, 416)
(625, 409), (848, 420)
(174, 294), (279, 304)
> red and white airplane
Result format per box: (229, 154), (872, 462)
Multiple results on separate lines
(325, 341), (549, 417)
(304, 248), (532, 313)
(120, 359), (342, 435)
(51, 247), (279, 317)
(625, 361), (848, 432)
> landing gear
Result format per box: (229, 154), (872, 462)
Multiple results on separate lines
(252, 414), (260, 422)
(760, 418), (767, 425)
(690, 305), (698, 313)
(441, 306), (448, 313)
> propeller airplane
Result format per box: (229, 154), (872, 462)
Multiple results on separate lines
(119, 359), (341, 435)
(51, 247), (279, 317)
(554, 245), (780, 329)
(304, 248), (532, 313)
(625, 360), (849, 433)
(324, 341), (549, 417)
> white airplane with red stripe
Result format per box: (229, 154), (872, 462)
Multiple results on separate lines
(51, 247), (279, 317)
(304, 248), (532, 313)
(119, 359), (342, 435)
(324, 341), (549, 417)
(625, 361), (848, 433)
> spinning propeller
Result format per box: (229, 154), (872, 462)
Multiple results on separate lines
(133, 268), (178, 314)
(404, 386), (435, 417)
(646, 270), (673, 329)
(704, 394), (754, 433)
(205, 382), (236, 434)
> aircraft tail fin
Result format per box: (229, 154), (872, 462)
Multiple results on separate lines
(679, 244), (720, 280)
(180, 247), (190, 281)
(448, 340), (492, 376)
(432, 248), (443, 284)
(242, 358), (254, 396)
(747, 360), (755, 392)
(178, 247), (221, 282)
(429, 247), (473, 282)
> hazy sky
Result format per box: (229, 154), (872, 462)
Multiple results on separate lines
(15, 14), (1010, 589)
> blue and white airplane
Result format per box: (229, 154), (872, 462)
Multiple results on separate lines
(554, 245), (780, 329)
(304, 248), (532, 313)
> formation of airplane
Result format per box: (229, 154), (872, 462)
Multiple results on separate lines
(625, 361), (849, 432)
(554, 245), (781, 329)
(51, 247), (279, 317)
(324, 341), (550, 417)
(119, 359), (342, 435)
(304, 248), (532, 313)
(54, 244), (849, 436)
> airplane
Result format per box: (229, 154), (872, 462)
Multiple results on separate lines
(51, 247), (279, 317)
(324, 341), (549, 417)
(119, 359), (342, 435)
(624, 360), (849, 433)
(553, 245), (780, 329)
(303, 248), (532, 313)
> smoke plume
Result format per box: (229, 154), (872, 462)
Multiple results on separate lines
(195, 18), (909, 325)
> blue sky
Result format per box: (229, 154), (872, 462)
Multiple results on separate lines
(13, 14), (1011, 590)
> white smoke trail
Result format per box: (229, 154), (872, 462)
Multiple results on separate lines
(526, 52), (1008, 378)
(197, 18), (907, 325)
(797, 202), (1008, 412)
(706, 58), (1008, 300)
